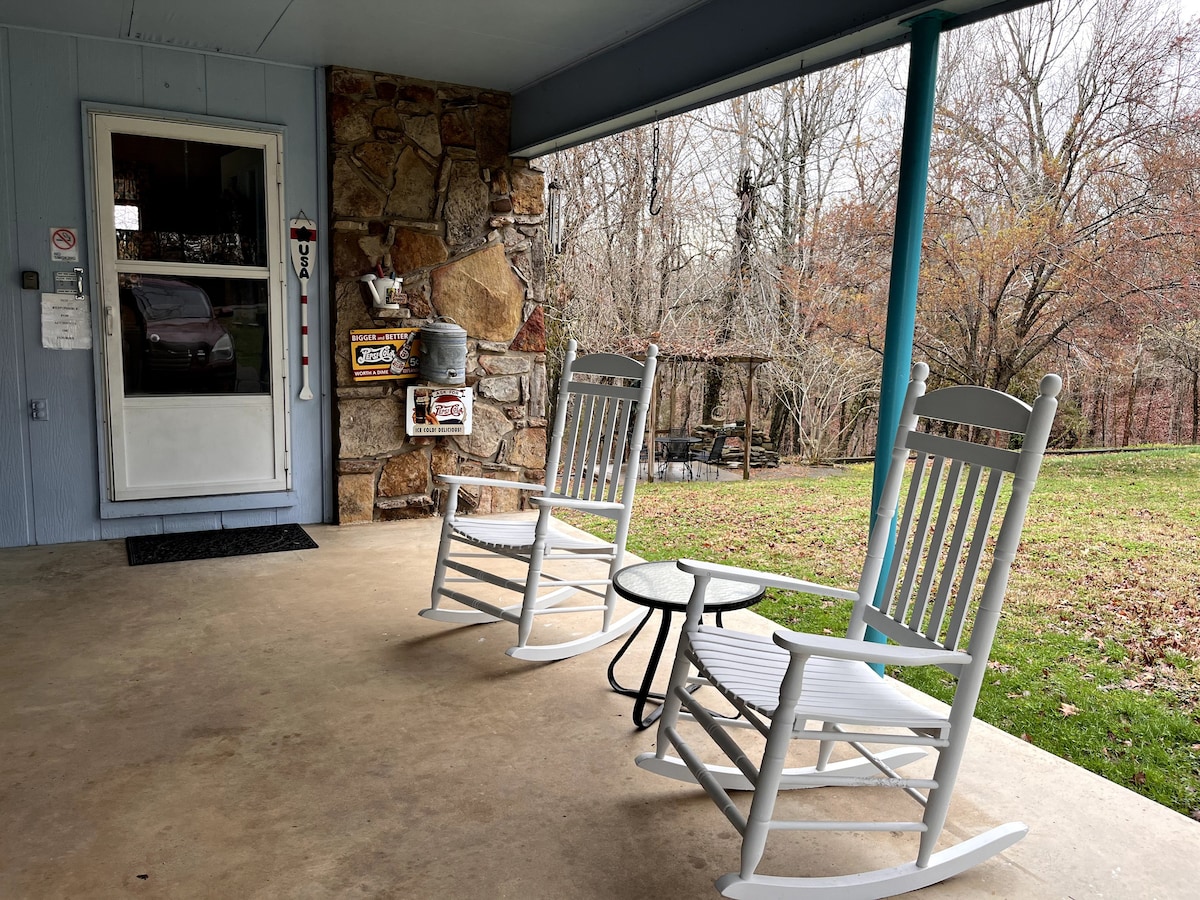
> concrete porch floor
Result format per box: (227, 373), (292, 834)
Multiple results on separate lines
(2, 519), (1198, 899)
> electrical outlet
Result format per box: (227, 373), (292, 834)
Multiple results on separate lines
(30, 399), (48, 421)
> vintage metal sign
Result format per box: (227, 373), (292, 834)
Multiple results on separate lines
(350, 328), (420, 381)
(406, 386), (473, 436)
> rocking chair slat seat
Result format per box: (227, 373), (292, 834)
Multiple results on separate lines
(450, 518), (608, 553)
(690, 627), (951, 730)
(636, 363), (1062, 899)
(420, 339), (659, 661)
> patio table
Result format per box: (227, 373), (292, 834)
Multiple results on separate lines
(654, 436), (701, 480)
(607, 560), (765, 729)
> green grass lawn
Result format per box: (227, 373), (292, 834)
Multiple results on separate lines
(567, 447), (1200, 817)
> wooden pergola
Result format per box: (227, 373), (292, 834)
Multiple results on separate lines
(614, 338), (771, 482)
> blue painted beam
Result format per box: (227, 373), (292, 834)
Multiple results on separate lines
(511, 0), (1043, 156)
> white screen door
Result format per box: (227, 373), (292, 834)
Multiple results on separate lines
(91, 113), (290, 500)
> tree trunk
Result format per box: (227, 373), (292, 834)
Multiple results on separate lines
(1122, 367), (1139, 447)
(1192, 370), (1199, 444)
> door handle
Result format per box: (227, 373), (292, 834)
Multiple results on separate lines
(74, 267), (84, 299)
(105, 305), (114, 336)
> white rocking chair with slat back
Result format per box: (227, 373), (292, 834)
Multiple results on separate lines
(420, 340), (658, 661)
(636, 362), (1061, 899)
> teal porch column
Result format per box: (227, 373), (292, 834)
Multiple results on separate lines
(867, 12), (946, 650)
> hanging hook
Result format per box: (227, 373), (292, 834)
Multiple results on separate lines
(648, 123), (664, 217)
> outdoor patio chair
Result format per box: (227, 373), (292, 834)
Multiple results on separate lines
(636, 362), (1061, 899)
(657, 439), (693, 481)
(420, 340), (659, 661)
(690, 433), (727, 481)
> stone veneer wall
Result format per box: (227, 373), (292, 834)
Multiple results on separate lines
(328, 67), (549, 523)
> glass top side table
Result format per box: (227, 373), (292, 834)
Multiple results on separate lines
(608, 560), (766, 729)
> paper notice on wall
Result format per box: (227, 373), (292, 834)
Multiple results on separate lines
(41, 293), (92, 350)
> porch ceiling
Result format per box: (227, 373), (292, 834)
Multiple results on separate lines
(0, 0), (1042, 155)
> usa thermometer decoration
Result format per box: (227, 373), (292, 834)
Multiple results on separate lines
(289, 214), (317, 401)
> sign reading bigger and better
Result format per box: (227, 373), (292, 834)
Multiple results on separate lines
(350, 328), (419, 381)
(406, 386), (473, 436)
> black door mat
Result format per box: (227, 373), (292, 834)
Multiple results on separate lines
(126, 523), (318, 566)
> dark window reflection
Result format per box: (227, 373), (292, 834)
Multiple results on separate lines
(112, 135), (266, 266)
(119, 275), (270, 396)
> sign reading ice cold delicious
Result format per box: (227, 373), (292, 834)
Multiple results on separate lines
(406, 386), (473, 436)
(349, 328), (419, 381)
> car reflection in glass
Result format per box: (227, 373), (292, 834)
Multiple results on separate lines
(120, 276), (237, 394)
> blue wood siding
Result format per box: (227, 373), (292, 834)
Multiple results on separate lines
(0, 28), (330, 547)
(0, 29), (35, 547)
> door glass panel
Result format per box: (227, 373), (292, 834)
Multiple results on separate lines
(111, 134), (267, 266)
(118, 274), (270, 396)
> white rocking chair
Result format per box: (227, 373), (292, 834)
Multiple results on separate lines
(636, 363), (1061, 899)
(420, 340), (658, 661)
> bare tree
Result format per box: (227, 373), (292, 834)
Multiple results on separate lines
(1146, 320), (1200, 442)
(540, 118), (725, 353)
(539, 0), (1200, 457)
(921, 0), (1200, 399)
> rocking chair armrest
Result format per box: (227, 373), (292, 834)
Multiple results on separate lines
(529, 496), (624, 514)
(436, 474), (547, 492)
(771, 630), (970, 668)
(677, 558), (858, 602)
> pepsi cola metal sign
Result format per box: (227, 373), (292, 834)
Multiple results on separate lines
(406, 386), (473, 436)
(350, 328), (420, 381)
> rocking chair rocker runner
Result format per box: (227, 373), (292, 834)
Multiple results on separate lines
(420, 340), (658, 661)
(636, 363), (1061, 899)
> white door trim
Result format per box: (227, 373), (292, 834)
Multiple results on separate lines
(90, 111), (291, 500)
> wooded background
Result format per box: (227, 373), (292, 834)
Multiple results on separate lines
(539, 0), (1200, 460)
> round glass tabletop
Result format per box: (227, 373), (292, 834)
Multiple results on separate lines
(612, 560), (764, 612)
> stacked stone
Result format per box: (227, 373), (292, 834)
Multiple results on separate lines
(328, 67), (549, 523)
(690, 425), (780, 469)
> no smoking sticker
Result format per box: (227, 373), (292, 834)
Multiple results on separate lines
(50, 227), (79, 262)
